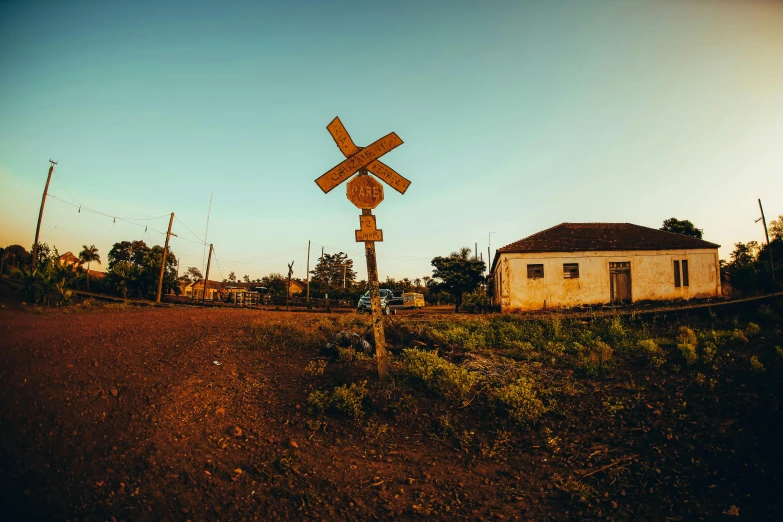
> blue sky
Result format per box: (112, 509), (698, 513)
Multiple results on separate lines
(1, 0), (782, 281)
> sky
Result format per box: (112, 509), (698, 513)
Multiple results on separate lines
(1, 0), (782, 282)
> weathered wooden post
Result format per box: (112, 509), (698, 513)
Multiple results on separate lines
(314, 117), (411, 381)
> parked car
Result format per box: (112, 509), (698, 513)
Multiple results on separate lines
(357, 289), (394, 315)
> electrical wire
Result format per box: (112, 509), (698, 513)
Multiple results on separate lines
(175, 215), (206, 243)
(211, 247), (226, 282)
(47, 193), (207, 246)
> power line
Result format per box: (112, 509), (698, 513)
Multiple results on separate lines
(47, 193), (207, 246)
(175, 215), (206, 243)
(211, 247), (226, 282)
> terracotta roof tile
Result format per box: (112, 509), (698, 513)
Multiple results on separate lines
(498, 223), (720, 255)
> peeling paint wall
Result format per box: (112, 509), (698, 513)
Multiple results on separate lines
(493, 249), (720, 312)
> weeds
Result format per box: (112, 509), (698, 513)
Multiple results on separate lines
(745, 322), (761, 339)
(677, 326), (698, 347)
(493, 377), (545, 425)
(678, 343), (698, 366)
(750, 356), (765, 373)
(552, 473), (596, 505)
(401, 348), (480, 401)
(304, 360), (327, 376)
(581, 341), (613, 376)
(307, 381), (369, 418)
(637, 339), (664, 367)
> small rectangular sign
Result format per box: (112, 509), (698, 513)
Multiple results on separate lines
(356, 229), (383, 242)
(315, 132), (403, 194)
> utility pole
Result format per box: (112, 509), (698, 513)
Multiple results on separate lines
(306, 240), (311, 302)
(202, 244), (213, 303)
(32, 160), (57, 270)
(202, 193), (212, 280)
(156, 213), (175, 303)
(757, 199), (776, 281)
(475, 242), (478, 260)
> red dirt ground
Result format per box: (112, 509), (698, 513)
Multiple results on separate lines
(1, 294), (781, 521)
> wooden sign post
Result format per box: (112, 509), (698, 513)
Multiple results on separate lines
(315, 117), (410, 381)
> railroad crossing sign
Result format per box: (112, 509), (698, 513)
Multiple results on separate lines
(315, 116), (410, 195)
(355, 214), (383, 242)
(314, 116), (410, 382)
(347, 173), (384, 210)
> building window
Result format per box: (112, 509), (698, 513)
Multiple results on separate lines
(674, 259), (689, 288)
(527, 264), (544, 279)
(563, 263), (579, 279)
(674, 260), (681, 288)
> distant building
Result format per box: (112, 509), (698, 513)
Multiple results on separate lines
(490, 223), (721, 312)
(188, 279), (223, 300)
(287, 279), (305, 295)
(58, 251), (104, 278)
(59, 251), (80, 266)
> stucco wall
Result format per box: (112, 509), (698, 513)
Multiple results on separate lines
(494, 249), (720, 312)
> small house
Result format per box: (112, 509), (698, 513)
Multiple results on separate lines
(189, 279), (223, 301)
(490, 223), (721, 312)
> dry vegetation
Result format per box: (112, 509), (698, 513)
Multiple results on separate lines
(0, 295), (782, 520)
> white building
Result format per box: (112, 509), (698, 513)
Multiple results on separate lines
(490, 223), (721, 312)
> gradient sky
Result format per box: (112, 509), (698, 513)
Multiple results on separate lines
(1, 0), (782, 282)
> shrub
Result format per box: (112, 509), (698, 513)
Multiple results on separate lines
(749, 356), (765, 373)
(506, 340), (535, 360)
(304, 360), (327, 376)
(463, 289), (491, 313)
(678, 343), (698, 366)
(307, 381), (369, 418)
(677, 326), (698, 347)
(581, 341), (613, 376)
(776, 346), (783, 358)
(608, 316), (625, 341)
(744, 322), (761, 339)
(702, 342), (717, 364)
(336, 347), (370, 362)
(307, 390), (331, 414)
(493, 378), (544, 425)
(731, 329), (748, 343)
(402, 348), (480, 401)
(638, 339), (664, 367)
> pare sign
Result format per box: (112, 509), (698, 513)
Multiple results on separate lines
(346, 174), (384, 209)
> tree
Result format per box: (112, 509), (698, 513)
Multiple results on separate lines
(108, 240), (149, 268)
(243, 274), (250, 284)
(182, 266), (203, 282)
(430, 247), (486, 312)
(228, 271), (237, 283)
(105, 240), (177, 299)
(78, 244), (101, 291)
(729, 241), (759, 269)
(660, 218), (703, 239)
(310, 252), (357, 288)
(260, 273), (287, 295)
(2, 244), (30, 271)
(769, 215), (783, 241)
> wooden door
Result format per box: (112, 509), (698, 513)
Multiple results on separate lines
(609, 262), (632, 304)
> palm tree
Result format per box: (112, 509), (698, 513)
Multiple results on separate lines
(78, 245), (101, 291)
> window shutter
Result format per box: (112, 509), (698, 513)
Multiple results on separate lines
(682, 260), (689, 287)
(674, 260), (681, 288)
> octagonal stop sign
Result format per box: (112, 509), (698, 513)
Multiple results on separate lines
(346, 174), (384, 209)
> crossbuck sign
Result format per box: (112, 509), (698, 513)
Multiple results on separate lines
(314, 116), (410, 381)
